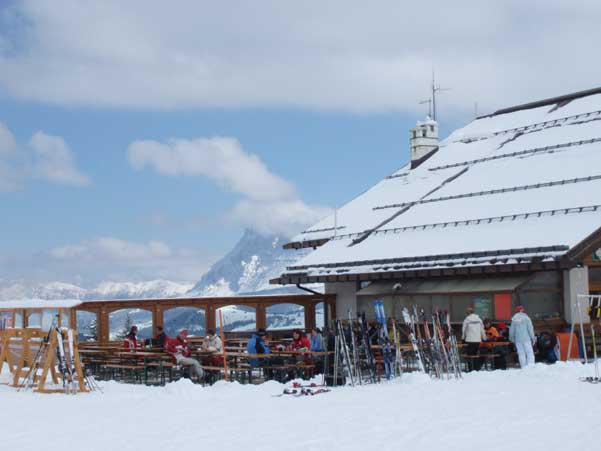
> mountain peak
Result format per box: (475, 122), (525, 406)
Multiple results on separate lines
(188, 229), (309, 296)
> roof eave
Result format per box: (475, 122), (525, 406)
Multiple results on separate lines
(282, 237), (330, 250)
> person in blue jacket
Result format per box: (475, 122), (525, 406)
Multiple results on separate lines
(246, 328), (270, 368)
(310, 327), (324, 352)
(509, 305), (536, 368)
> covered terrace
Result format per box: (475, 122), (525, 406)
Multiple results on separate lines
(74, 293), (336, 343)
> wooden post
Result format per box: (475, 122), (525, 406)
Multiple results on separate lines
(256, 303), (267, 330)
(99, 308), (109, 343)
(69, 308), (77, 330)
(152, 305), (161, 338)
(329, 299), (337, 324)
(0, 329), (16, 376)
(205, 303), (216, 333)
(304, 302), (316, 331)
(219, 310), (229, 382)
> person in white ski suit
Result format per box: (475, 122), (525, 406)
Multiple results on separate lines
(462, 308), (487, 371)
(509, 306), (535, 368)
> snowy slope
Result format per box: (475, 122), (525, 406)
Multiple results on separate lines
(0, 279), (193, 301)
(1, 362), (600, 451)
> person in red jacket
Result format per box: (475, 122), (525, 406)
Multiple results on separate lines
(290, 329), (311, 352)
(123, 326), (139, 350)
(165, 329), (204, 382)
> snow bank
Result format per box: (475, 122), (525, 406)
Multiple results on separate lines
(1, 362), (599, 451)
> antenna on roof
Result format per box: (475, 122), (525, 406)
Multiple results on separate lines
(419, 98), (433, 117)
(431, 69), (450, 122)
(474, 102), (479, 118)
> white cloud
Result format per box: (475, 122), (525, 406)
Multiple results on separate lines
(0, 122), (17, 156)
(0, 122), (90, 191)
(128, 137), (294, 201)
(128, 136), (330, 235)
(229, 199), (331, 237)
(44, 236), (212, 283)
(51, 237), (172, 262)
(30, 131), (91, 186)
(0, 1), (600, 114)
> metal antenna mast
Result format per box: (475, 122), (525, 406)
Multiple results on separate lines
(431, 70), (450, 122)
(419, 98), (432, 117)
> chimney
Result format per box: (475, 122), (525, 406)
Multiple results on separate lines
(410, 116), (439, 169)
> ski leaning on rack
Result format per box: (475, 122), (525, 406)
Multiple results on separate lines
(359, 312), (378, 383)
(348, 310), (362, 384)
(391, 319), (404, 377)
(55, 327), (74, 394)
(373, 300), (394, 380)
(402, 307), (425, 372)
(67, 329), (77, 394)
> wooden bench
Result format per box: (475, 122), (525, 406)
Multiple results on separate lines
(103, 364), (144, 383)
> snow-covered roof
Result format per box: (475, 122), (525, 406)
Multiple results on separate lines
(0, 299), (83, 310)
(278, 87), (601, 282)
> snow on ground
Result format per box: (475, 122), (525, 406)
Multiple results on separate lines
(1, 362), (600, 451)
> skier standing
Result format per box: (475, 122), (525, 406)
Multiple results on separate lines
(509, 306), (535, 368)
(462, 308), (486, 371)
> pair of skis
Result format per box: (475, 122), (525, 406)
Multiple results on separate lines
(401, 307), (425, 372)
(275, 386), (331, 397)
(358, 312), (378, 383)
(373, 300), (395, 380)
(56, 327), (77, 394)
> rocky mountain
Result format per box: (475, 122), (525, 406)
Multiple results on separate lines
(188, 228), (311, 296)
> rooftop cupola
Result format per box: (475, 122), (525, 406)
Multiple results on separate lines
(410, 116), (438, 169)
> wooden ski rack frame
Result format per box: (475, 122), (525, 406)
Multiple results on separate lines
(0, 327), (88, 393)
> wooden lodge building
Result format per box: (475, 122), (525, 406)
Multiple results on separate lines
(272, 87), (601, 327)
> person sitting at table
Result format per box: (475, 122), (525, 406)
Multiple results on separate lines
(483, 318), (507, 370)
(291, 329), (311, 352)
(484, 319), (499, 341)
(310, 327), (324, 352)
(201, 329), (223, 367)
(246, 328), (270, 368)
(154, 326), (167, 349)
(123, 325), (139, 350)
(497, 322), (509, 341)
(165, 329), (204, 382)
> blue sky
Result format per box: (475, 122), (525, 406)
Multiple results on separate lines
(1, 0), (599, 286)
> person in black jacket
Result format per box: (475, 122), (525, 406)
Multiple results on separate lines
(154, 326), (167, 348)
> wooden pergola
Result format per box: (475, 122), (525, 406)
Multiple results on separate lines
(0, 299), (83, 329)
(74, 293), (336, 343)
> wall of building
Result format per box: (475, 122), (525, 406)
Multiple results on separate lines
(326, 282), (359, 318)
(563, 266), (590, 324)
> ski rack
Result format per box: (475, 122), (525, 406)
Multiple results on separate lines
(571, 295), (601, 382)
(10, 327), (88, 394)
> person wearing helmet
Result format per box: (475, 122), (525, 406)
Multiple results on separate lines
(509, 306), (535, 368)
(165, 329), (204, 381)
